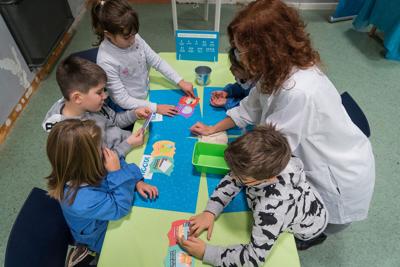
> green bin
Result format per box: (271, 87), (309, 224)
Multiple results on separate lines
(192, 142), (230, 175)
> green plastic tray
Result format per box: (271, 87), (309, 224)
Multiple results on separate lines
(192, 142), (230, 175)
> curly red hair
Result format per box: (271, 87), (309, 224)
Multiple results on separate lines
(228, 0), (320, 94)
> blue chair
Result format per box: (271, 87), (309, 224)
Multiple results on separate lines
(341, 91), (371, 137)
(69, 47), (99, 63)
(5, 187), (73, 267)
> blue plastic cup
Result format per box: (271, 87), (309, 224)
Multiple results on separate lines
(195, 66), (212, 86)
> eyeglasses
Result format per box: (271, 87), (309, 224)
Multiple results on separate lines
(233, 48), (248, 62)
(231, 172), (269, 187)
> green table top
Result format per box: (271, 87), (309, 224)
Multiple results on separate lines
(98, 53), (300, 267)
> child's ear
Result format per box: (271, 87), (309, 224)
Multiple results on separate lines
(70, 91), (83, 104)
(104, 31), (114, 40)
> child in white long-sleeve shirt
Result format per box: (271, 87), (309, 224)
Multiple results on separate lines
(91, 0), (194, 116)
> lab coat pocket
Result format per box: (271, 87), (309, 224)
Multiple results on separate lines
(305, 167), (345, 223)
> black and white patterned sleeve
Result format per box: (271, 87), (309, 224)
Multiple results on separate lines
(205, 174), (243, 217)
(203, 208), (285, 267)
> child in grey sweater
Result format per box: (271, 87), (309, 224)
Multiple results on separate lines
(180, 125), (328, 267)
(42, 56), (150, 157)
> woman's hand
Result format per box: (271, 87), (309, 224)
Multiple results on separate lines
(102, 147), (120, 172)
(190, 122), (216, 136)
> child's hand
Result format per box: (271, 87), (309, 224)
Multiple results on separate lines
(127, 129), (144, 147)
(211, 90), (228, 99)
(178, 80), (195, 98)
(134, 107), (152, 119)
(135, 181), (158, 199)
(157, 104), (178, 117)
(178, 236), (206, 260)
(210, 96), (227, 107)
(190, 122), (215, 136)
(189, 211), (215, 240)
(102, 147), (120, 172)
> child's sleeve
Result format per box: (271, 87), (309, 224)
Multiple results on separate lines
(102, 104), (137, 128)
(99, 61), (157, 112)
(139, 35), (182, 85)
(72, 160), (143, 221)
(205, 174), (243, 218)
(226, 83), (246, 99)
(113, 140), (133, 158)
(226, 86), (263, 128)
(224, 97), (241, 110)
(203, 209), (285, 267)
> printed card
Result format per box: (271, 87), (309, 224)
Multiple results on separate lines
(167, 220), (190, 246)
(164, 245), (194, 267)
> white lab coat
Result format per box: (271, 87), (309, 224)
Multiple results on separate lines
(227, 67), (375, 224)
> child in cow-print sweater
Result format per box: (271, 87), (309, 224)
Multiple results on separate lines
(179, 125), (328, 267)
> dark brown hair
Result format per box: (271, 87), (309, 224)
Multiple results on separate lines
(227, 0), (320, 94)
(89, 0), (139, 46)
(45, 119), (106, 205)
(56, 56), (107, 100)
(224, 124), (291, 180)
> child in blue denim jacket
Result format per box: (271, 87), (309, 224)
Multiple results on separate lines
(210, 48), (256, 110)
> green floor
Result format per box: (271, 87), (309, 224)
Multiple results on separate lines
(1, 4), (399, 267)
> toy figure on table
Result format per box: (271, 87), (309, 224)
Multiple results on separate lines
(210, 48), (256, 110)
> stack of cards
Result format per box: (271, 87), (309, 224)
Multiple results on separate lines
(165, 220), (194, 267)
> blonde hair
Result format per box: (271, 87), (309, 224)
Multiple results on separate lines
(45, 119), (106, 205)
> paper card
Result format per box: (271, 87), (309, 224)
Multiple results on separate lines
(158, 158), (173, 173)
(176, 104), (194, 118)
(150, 156), (174, 176)
(176, 96), (200, 118)
(139, 155), (153, 179)
(141, 113), (154, 132)
(167, 220), (191, 246)
(151, 141), (176, 158)
(164, 245), (194, 267)
(178, 96), (200, 107)
(152, 113), (163, 122)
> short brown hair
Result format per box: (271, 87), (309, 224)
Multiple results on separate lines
(56, 56), (107, 100)
(90, 0), (139, 46)
(227, 0), (320, 94)
(45, 119), (106, 205)
(224, 124), (291, 180)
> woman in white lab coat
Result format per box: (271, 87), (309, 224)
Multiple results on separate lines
(190, 0), (375, 234)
